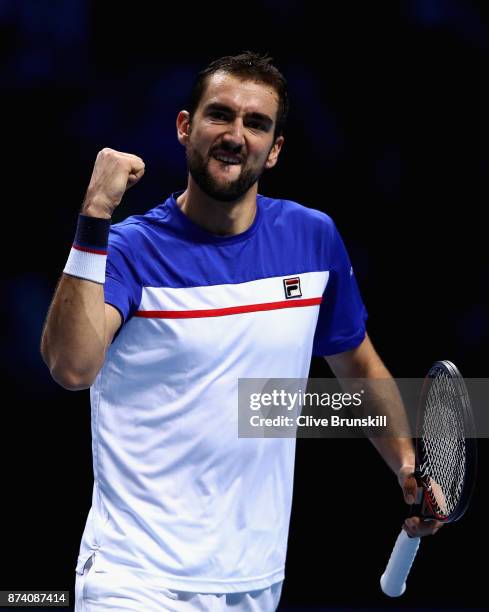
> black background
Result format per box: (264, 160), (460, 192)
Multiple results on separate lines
(1, 1), (488, 610)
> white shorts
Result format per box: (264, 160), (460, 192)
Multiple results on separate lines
(74, 554), (284, 611)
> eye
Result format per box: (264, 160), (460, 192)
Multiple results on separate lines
(247, 119), (270, 132)
(209, 111), (228, 120)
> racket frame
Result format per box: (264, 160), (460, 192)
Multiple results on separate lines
(413, 360), (477, 523)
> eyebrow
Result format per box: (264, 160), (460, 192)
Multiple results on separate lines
(204, 103), (274, 129)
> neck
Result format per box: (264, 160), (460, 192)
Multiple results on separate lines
(176, 177), (258, 236)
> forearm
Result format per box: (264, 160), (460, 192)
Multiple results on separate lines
(369, 430), (415, 476)
(357, 363), (415, 475)
(336, 360), (415, 475)
(40, 274), (106, 389)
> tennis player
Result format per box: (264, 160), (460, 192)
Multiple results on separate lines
(41, 52), (442, 611)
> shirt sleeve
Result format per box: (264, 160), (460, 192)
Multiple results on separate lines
(103, 223), (142, 339)
(312, 221), (368, 356)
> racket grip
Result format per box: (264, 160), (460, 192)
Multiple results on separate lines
(380, 529), (420, 597)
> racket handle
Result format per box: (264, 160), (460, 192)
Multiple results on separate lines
(380, 529), (421, 597)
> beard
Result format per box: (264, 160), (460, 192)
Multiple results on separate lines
(186, 141), (267, 203)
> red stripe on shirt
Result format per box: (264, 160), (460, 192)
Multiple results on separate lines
(73, 244), (108, 255)
(135, 297), (322, 319)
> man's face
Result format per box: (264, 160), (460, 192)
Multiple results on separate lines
(179, 72), (284, 202)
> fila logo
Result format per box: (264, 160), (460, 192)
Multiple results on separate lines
(283, 276), (302, 299)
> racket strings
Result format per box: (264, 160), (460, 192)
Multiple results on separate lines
(420, 372), (466, 517)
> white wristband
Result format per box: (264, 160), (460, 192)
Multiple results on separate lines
(64, 246), (107, 284)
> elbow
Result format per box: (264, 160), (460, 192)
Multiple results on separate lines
(45, 353), (98, 391)
(40, 335), (101, 391)
(53, 371), (93, 391)
(49, 366), (94, 391)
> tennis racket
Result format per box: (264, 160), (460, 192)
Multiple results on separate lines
(380, 360), (477, 597)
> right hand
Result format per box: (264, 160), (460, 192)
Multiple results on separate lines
(81, 148), (145, 218)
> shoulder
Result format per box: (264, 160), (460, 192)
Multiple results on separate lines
(108, 202), (169, 247)
(259, 194), (337, 239)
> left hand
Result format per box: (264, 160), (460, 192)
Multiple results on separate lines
(397, 464), (445, 538)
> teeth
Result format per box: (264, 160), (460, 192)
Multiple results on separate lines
(214, 154), (240, 165)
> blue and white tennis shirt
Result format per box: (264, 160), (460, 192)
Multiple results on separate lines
(76, 190), (368, 592)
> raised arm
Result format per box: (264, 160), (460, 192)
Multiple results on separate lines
(40, 148), (145, 391)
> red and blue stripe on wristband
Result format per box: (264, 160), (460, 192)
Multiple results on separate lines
(73, 214), (111, 255)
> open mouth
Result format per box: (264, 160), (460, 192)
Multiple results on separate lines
(212, 152), (242, 166)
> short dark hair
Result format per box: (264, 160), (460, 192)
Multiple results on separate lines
(188, 51), (289, 140)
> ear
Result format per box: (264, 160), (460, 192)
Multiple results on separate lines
(264, 135), (284, 169)
(176, 110), (191, 146)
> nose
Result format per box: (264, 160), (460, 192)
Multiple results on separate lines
(221, 118), (245, 151)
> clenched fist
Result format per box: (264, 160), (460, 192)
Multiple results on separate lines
(81, 148), (145, 219)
